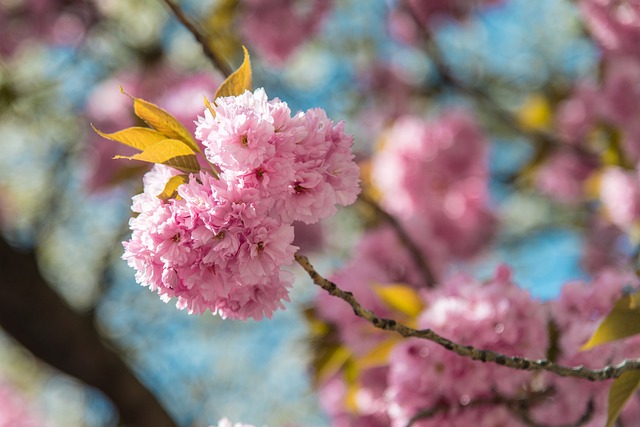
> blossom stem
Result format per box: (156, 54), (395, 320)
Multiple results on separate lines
(294, 253), (640, 381)
(160, 0), (233, 78)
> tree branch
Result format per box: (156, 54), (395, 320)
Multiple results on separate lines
(294, 253), (640, 381)
(160, 0), (233, 78)
(360, 195), (436, 287)
(0, 236), (177, 427)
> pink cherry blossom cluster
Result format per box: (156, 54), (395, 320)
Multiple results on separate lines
(123, 88), (360, 320)
(372, 111), (495, 261)
(385, 266), (548, 427)
(317, 265), (549, 427)
(316, 252), (640, 426)
(0, 0), (97, 57)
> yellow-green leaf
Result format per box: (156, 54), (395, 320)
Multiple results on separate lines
(114, 139), (200, 173)
(92, 125), (167, 151)
(121, 87), (200, 153)
(606, 371), (640, 427)
(582, 292), (640, 350)
(358, 337), (400, 369)
(315, 345), (352, 385)
(157, 174), (188, 201)
(203, 94), (215, 116)
(373, 284), (425, 318)
(214, 45), (252, 99)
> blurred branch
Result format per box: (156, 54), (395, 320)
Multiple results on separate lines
(360, 195), (436, 287)
(161, 0), (233, 78)
(295, 253), (640, 381)
(516, 399), (594, 427)
(400, 1), (595, 164)
(0, 236), (177, 427)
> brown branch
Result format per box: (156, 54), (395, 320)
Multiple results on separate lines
(0, 236), (177, 427)
(295, 253), (640, 381)
(360, 195), (436, 287)
(160, 0), (233, 78)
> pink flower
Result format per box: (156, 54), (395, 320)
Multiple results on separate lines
(196, 89), (360, 225)
(599, 166), (640, 229)
(534, 150), (596, 203)
(123, 167), (298, 320)
(386, 266), (548, 427)
(372, 110), (494, 260)
(124, 88), (360, 319)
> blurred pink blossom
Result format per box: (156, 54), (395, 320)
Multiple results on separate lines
(386, 266), (547, 427)
(580, 0), (640, 57)
(0, 378), (48, 427)
(372, 110), (495, 260)
(534, 150), (596, 203)
(599, 166), (640, 229)
(239, 0), (332, 64)
(0, 0), (97, 56)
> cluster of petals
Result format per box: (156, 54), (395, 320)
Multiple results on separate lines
(372, 110), (495, 260)
(124, 89), (359, 320)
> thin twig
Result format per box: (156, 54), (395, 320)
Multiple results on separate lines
(295, 253), (640, 381)
(160, 0), (233, 78)
(361, 195), (436, 287)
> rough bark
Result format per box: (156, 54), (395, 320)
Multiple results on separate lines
(0, 237), (177, 427)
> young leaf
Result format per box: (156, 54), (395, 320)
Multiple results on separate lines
(606, 371), (640, 427)
(114, 139), (200, 173)
(373, 284), (425, 318)
(120, 87), (200, 153)
(203, 94), (216, 116)
(214, 45), (252, 99)
(581, 292), (640, 350)
(157, 174), (188, 201)
(315, 345), (352, 386)
(92, 125), (167, 151)
(358, 337), (401, 369)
